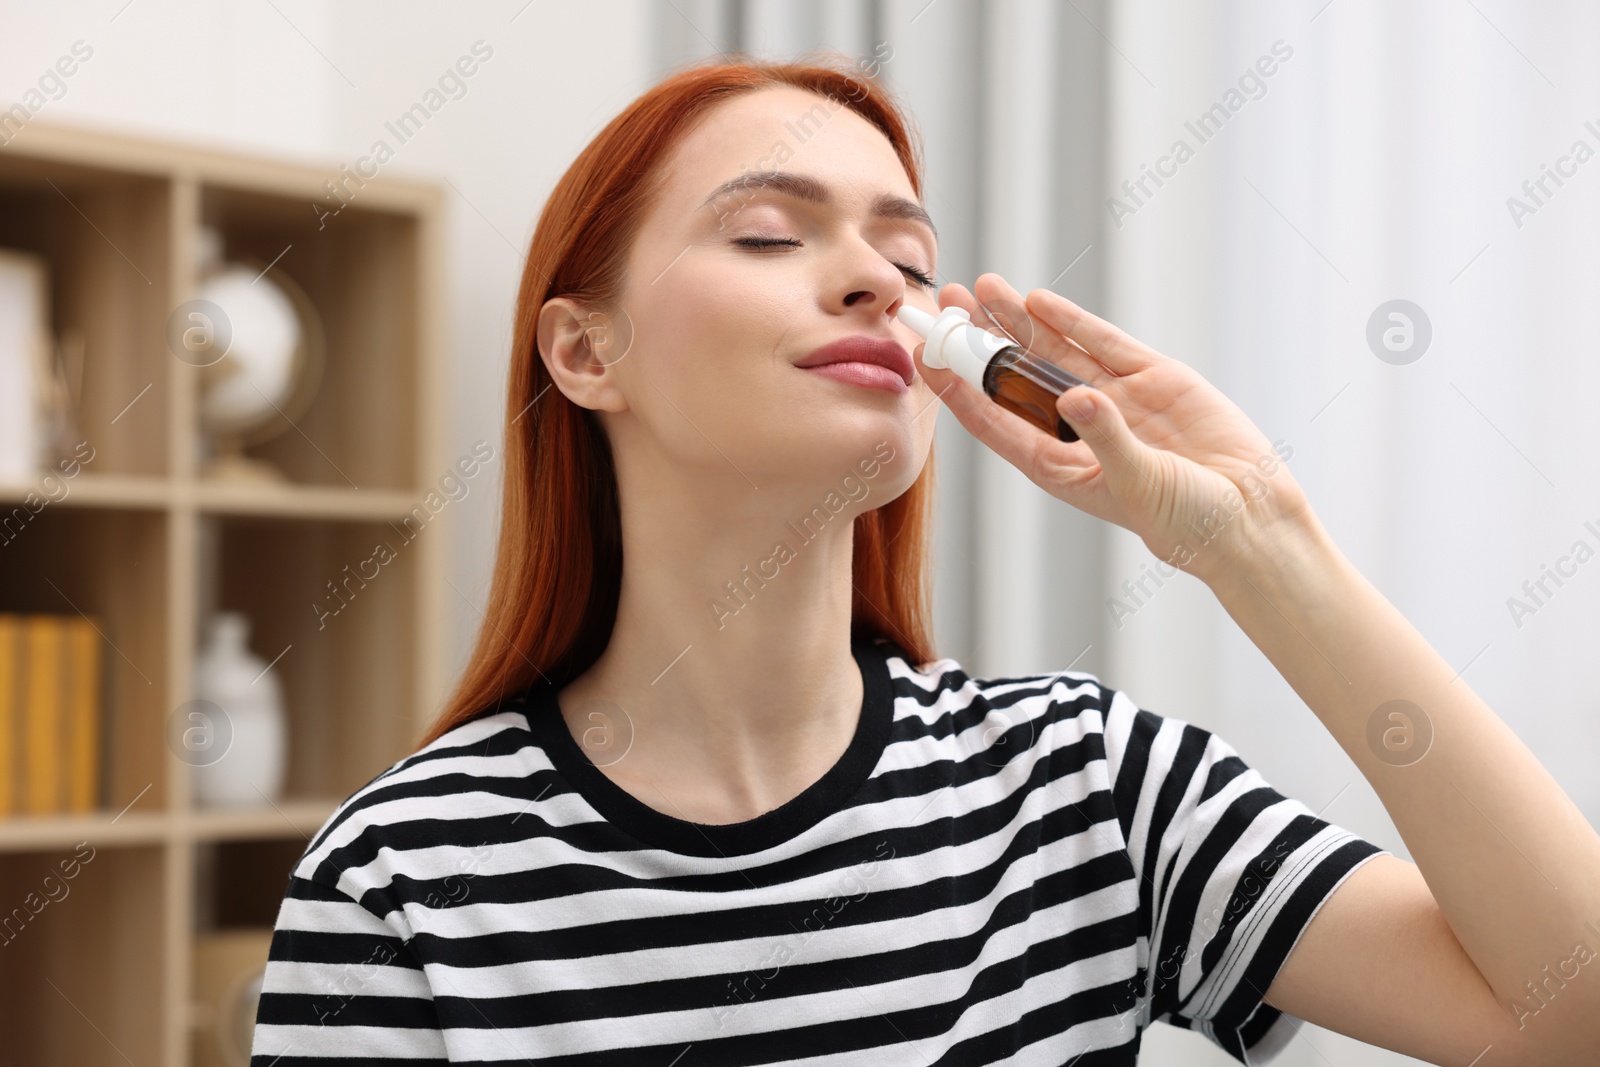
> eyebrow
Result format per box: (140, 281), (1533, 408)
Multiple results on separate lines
(699, 170), (938, 241)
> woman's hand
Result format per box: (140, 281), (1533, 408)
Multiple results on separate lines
(913, 272), (1315, 587)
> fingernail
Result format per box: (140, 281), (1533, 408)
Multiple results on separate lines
(1065, 389), (1095, 421)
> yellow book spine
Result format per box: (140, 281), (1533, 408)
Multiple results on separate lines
(64, 617), (100, 813)
(0, 614), (17, 818)
(23, 615), (64, 816)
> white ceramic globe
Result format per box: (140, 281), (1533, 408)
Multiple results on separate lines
(195, 265), (302, 437)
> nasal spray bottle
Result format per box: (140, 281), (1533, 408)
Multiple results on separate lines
(897, 305), (1094, 443)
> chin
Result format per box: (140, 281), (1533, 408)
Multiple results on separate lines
(796, 407), (923, 486)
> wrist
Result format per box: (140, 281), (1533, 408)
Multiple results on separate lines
(1202, 508), (1345, 611)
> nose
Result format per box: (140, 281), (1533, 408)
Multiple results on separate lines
(835, 237), (912, 316)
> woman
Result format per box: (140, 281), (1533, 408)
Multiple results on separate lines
(251, 56), (1600, 1066)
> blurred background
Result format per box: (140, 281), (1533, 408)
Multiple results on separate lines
(1, 1), (1597, 1064)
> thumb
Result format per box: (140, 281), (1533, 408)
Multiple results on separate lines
(1057, 386), (1153, 488)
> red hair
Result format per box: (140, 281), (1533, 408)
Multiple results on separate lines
(418, 54), (938, 749)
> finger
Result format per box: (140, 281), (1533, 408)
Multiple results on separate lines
(1025, 288), (1161, 377)
(968, 272), (1117, 386)
(1055, 384), (1161, 497)
(970, 272), (1033, 337)
(937, 281), (979, 316)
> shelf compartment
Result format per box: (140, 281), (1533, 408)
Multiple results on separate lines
(0, 506), (169, 816)
(191, 838), (306, 1066)
(0, 843), (166, 1065)
(0, 158), (171, 479)
(195, 837), (309, 931)
(207, 514), (420, 806)
(198, 184), (421, 492)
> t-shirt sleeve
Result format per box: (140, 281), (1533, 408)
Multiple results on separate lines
(250, 872), (448, 1065)
(1098, 687), (1387, 1065)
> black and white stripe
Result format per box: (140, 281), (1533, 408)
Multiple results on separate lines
(251, 634), (1383, 1065)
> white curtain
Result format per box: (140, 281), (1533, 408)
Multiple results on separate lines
(1103, 2), (1600, 1064)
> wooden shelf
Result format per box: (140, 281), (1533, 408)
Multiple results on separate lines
(0, 476), (428, 527)
(192, 479), (422, 521)
(0, 472), (172, 510)
(0, 117), (447, 1066)
(0, 799), (343, 853)
(0, 474), (426, 521)
(186, 797), (340, 841)
(0, 808), (169, 853)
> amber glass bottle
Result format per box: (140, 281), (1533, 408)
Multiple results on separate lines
(898, 304), (1093, 442)
(983, 346), (1090, 442)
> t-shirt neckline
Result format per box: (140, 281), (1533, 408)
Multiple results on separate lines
(518, 632), (897, 857)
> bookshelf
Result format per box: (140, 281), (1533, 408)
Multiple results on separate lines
(0, 119), (447, 1066)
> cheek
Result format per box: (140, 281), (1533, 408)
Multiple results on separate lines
(894, 379), (939, 473)
(634, 262), (795, 393)
(613, 263), (799, 462)
(910, 378), (938, 449)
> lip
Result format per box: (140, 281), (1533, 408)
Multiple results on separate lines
(794, 335), (915, 394)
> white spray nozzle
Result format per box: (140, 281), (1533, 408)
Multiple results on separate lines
(896, 304), (938, 340)
(895, 303), (1011, 391)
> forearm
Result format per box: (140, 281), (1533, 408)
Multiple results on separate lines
(1206, 511), (1600, 1026)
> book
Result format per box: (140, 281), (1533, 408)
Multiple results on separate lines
(22, 614), (64, 814)
(0, 615), (16, 817)
(64, 617), (100, 813)
(0, 613), (103, 817)
(0, 248), (50, 481)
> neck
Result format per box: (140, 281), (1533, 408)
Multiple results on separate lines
(556, 450), (871, 825)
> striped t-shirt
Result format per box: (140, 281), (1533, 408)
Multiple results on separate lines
(251, 632), (1384, 1065)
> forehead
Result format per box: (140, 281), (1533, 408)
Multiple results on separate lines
(656, 85), (916, 206)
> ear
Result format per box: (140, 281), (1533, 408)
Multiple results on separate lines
(536, 296), (631, 413)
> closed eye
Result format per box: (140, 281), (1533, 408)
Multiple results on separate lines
(733, 236), (937, 291)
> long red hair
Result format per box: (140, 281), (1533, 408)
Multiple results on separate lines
(418, 54), (939, 748)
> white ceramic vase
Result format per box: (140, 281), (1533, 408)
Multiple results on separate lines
(193, 612), (287, 807)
